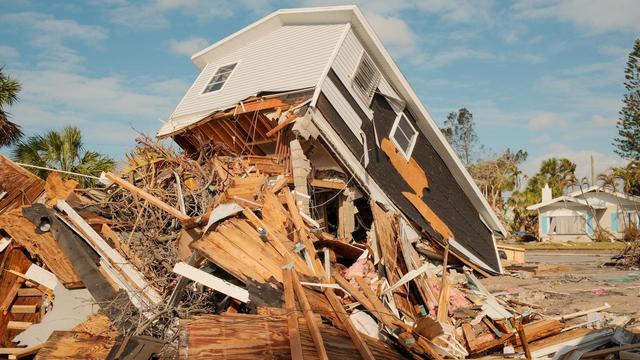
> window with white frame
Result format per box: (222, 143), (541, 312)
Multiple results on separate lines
(351, 51), (381, 105)
(390, 112), (418, 159)
(203, 63), (237, 93)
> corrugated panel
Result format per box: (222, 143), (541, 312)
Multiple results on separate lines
(0, 155), (45, 214)
(320, 77), (363, 141)
(161, 24), (347, 136)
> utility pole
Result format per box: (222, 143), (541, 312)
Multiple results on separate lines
(591, 155), (595, 187)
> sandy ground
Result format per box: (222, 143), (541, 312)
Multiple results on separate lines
(480, 250), (640, 319)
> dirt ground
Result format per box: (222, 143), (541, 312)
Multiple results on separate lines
(479, 250), (640, 321)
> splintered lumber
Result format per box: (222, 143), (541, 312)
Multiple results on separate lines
(309, 179), (347, 190)
(524, 328), (613, 359)
(415, 337), (444, 360)
(35, 331), (116, 359)
(241, 207), (311, 275)
(516, 321), (532, 360)
(353, 276), (403, 331)
(56, 200), (162, 307)
(100, 224), (144, 271)
(282, 268), (304, 360)
(103, 172), (190, 221)
(507, 319), (564, 346)
(324, 288), (375, 360)
(436, 243), (450, 323)
(0, 208), (82, 288)
(291, 270), (328, 360)
(552, 303), (612, 322)
(178, 314), (406, 359)
(2, 345), (42, 359)
(173, 262), (249, 303)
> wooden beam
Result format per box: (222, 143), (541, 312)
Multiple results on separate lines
(516, 320), (532, 360)
(282, 268), (304, 360)
(7, 321), (31, 330)
(10, 305), (37, 314)
(291, 270), (328, 360)
(104, 172), (190, 221)
(324, 288), (375, 360)
(436, 243), (450, 323)
(16, 288), (42, 297)
(309, 178), (347, 190)
(172, 262), (249, 303)
(265, 114), (298, 137)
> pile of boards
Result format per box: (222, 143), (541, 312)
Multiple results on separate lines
(0, 146), (638, 359)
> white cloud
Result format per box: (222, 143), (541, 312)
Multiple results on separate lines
(0, 12), (108, 71)
(527, 112), (569, 129)
(592, 115), (618, 127)
(513, 0), (640, 33)
(0, 46), (20, 60)
(521, 144), (626, 182)
(168, 37), (209, 56)
(423, 47), (495, 69)
(366, 13), (416, 48)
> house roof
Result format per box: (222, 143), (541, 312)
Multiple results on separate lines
(526, 195), (607, 211)
(162, 6), (507, 242)
(567, 185), (640, 203)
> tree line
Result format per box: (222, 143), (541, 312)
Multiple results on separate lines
(441, 38), (640, 233)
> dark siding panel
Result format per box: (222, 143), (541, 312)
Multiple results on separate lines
(317, 69), (498, 271)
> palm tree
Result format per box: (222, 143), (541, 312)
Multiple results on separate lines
(0, 66), (23, 146)
(12, 126), (115, 187)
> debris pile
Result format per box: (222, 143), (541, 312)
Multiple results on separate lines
(1, 142), (638, 359)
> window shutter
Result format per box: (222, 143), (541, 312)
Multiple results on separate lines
(586, 214), (594, 236)
(541, 216), (548, 234)
(611, 213), (618, 232)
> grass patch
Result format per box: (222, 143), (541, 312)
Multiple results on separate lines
(514, 241), (628, 250)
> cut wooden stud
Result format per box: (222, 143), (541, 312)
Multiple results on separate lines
(324, 287), (375, 360)
(282, 267), (304, 360)
(290, 270), (328, 360)
(436, 243), (450, 323)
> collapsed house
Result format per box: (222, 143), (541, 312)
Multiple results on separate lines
(2, 5), (637, 360)
(158, 5), (506, 276)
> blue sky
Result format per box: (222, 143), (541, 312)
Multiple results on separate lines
(1, 0), (639, 181)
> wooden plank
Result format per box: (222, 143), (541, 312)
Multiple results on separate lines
(16, 288), (42, 297)
(6, 344), (43, 359)
(178, 313), (406, 359)
(173, 262), (249, 303)
(7, 321), (31, 330)
(324, 288), (375, 360)
(35, 331), (116, 359)
(0, 278), (24, 314)
(56, 200), (162, 307)
(436, 243), (450, 323)
(104, 172), (190, 221)
(583, 343), (640, 358)
(282, 268), (304, 360)
(516, 321), (532, 360)
(309, 179), (347, 190)
(0, 208), (82, 288)
(10, 305), (37, 314)
(291, 270), (328, 360)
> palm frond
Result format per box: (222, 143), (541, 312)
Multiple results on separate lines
(0, 110), (24, 146)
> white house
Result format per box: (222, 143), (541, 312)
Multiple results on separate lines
(157, 6), (507, 274)
(527, 184), (640, 242)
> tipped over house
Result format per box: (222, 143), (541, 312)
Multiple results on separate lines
(158, 5), (506, 275)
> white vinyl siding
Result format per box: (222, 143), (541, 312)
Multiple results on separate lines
(321, 77), (363, 141)
(161, 23), (348, 136)
(390, 113), (418, 159)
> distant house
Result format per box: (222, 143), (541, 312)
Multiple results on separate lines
(158, 6), (507, 274)
(527, 184), (640, 242)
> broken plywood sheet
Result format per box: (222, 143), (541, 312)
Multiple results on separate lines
(34, 331), (116, 359)
(0, 208), (83, 289)
(0, 155), (45, 214)
(178, 313), (405, 360)
(380, 138), (428, 195)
